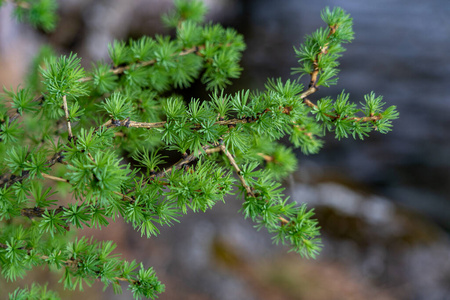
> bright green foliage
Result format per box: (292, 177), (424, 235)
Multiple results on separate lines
(41, 53), (88, 99)
(9, 283), (61, 300)
(292, 7), (354, 87)
(162, 0), (207, 26)
(3, 87), (39, 115)
(0, 1), (398, 299)
(2, 0), (58, 32)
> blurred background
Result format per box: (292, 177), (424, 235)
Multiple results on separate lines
(1, 0), (449, 299)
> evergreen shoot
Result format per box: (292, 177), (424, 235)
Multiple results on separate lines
(0, 1), (398, 299)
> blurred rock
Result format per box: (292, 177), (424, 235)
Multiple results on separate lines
(290, 181), (450, 300)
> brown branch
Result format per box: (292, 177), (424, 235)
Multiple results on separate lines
(21, 206), (65, 219)
(348, 115), (382, 122)
(213, 118), (250, 127)
(103, 117), (254, 131)
(304, 97), (382, 123)
(62, 95), (73, 140)
(113, 276), (137, 284)
(113, 191), (135, 203)
(126, 143), (221, 195)
(303, 98), (316, 109)
(153, 144), (220, 179)
(308, 24), (337, 89)
(0, 171), (30, 189)
(219, 144), (254, 197)
(257, 153), (273, 162)
(41, 170), (135, 204)
(42, 173), (70, 183)
(6, 95), (44, 125)
(220, 145), (289, 225)
(110, 119), (167, 130)
(299, 86), (318, 100)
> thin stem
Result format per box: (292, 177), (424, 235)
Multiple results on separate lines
(41, 172), (135, 204)
(113, 191), (135, 203)
(300, 86), (318, 99)
(42, 173), (70, 183)
(308, 24), (337, 89)
(104, 117), (254, 131)
(219, 144), (254, 197)
(220, 145), (289, 225)
(126, 144), (220, 195)
(62, 95), (73, 140)
(21, 206), (65, 219)
(114, 276), (137, 284)
(154, 144), (220, 179)
(257, 153), (273, 162)
(304, 98), (382, 122)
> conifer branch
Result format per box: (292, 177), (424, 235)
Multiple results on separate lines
(62, 95), (73, 140)
(0, 3), (397, 298)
